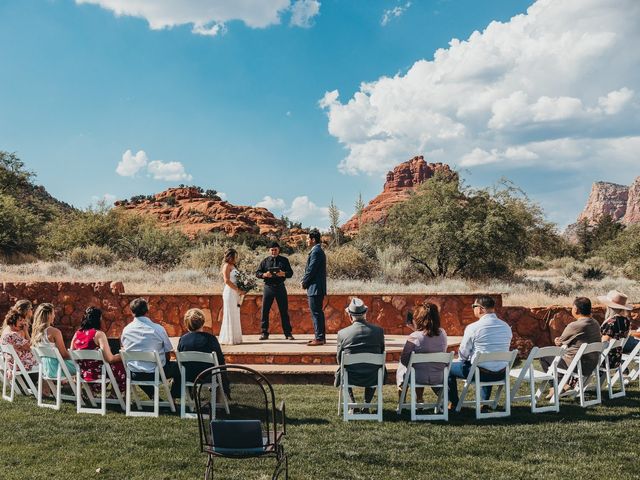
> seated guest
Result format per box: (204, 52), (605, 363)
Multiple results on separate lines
(177, 308), (230, 397)
(335, 298), (385, 409)
(70, 306), (126, 394)
(540, 296), (601, 396)
(448, 296), (512, 412)
(396, 302), (447, 403)
(1, 299), (37, 377)
(121, 297), (181, 399)
(31, 303), (77, 376)
(624, 327), (640, 354)
(598, 290), (632, 368)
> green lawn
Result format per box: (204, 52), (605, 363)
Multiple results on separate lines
(0, 383), (638, 480)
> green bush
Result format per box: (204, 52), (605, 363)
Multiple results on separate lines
(66, 245), (116, 267)
(0, 194), (39, 255)
(623, 259), (640, 281)
(115, 224), (189, 269)
(598, 224), (640, 266)
(376, 245), (417, 284)
(181, 242), (257, 275)
(327, 245), (378, 280)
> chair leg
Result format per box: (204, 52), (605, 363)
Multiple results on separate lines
(204, 455), (213, 480)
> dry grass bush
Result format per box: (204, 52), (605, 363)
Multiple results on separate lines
(66, 245), (116, 268)
(327, 245), (378, 280)
(376, 245), (417, 284)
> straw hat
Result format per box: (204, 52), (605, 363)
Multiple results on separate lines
(597, 290), (633, 311)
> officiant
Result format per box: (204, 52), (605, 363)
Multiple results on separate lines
(256, 241), (295, 341)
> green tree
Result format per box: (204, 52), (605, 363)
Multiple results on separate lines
(354, 193), (365, 219)
(0, 194), (39, 255)
(590, 214), (624, 251)
(380, 173), (548, 279)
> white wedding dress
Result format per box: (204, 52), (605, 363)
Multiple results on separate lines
(219, 267), (243, 345)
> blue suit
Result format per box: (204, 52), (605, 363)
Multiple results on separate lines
(301, 244), (327, 340)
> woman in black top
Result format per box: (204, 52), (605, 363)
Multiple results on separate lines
(177, 308), (230, 396)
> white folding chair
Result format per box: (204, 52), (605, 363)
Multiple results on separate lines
(1, 344), (39, 401)
(337, 352), (386, 422)
(455, 351), (518, 419)
(612, 339), (640, 388)
(32, 345), (91, 410)
(70, 349), (126, 415)
(600, 338), (627, 399)
(120, 350), (176, 417)
(397, 351), (453, 421)
(557, 341), (607, 408)
(176, 351), (230, 419)
(510, 345), (566, 413)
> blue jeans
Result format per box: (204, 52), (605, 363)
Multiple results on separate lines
(623, 336), (638, 354)
(448, 360), (503, 407)
(308, 295), (325, 340)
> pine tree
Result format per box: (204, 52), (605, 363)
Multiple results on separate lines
(328, 198), (341, 246)
(354, 192), (365, 222)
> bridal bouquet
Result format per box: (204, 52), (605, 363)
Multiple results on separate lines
(235, 270), (257, 306)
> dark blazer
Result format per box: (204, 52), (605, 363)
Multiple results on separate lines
(335, 320), (385, 387)
(301, 244), (327, 297)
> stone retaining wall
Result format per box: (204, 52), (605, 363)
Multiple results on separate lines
(1, 282), (638, 357)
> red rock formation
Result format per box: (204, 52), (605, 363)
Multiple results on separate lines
(623, 176), (640, 224)
(342, 156), (455, 234)
(576, 181), (629, 223)
(115, 187), (287, 238)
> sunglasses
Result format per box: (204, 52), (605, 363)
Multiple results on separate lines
(471, 304), (482, 309)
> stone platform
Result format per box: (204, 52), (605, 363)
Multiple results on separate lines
(171, 334), (461, 384)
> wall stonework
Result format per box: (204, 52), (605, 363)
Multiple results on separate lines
(1, 282), (638, 358)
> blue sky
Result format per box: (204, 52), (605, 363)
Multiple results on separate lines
(1, 0), (638, 229)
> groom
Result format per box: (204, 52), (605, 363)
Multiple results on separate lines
(256, 241), (295, 340)
(301, 229), (327, 346)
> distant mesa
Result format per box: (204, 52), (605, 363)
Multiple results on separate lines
(342, 156), (456, 235)
(115, 186), (289, 239)
(565, 176), (640, 239)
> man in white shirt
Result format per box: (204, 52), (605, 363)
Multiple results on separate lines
(448, 295), (512, 411)
(121, 297), (181, 399)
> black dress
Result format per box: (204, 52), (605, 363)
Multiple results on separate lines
(177, 331), (230, 394)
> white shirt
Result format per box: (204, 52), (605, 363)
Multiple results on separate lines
(458, 313), (513, 371)
(121, 316), (173, 373)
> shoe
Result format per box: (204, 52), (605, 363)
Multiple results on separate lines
(259, 334), (269, 341)
(307, 339), (326, 346)
(285, 335), (295, 340)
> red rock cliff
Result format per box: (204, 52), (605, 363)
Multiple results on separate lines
(342, 156), (455, 234)
(115, 187), (287, 238)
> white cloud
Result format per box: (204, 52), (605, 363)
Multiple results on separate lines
(255, 195), (287, 211)
(91, 193), (117, 205)
(116, 149), (148, 177)
(381, 2), (411, 26)
(320, 0), (640, 177)
(117, 149), (192, 182)
(147, 160), (193, 182)
(76, 0), (320, 36)
(290, 0), (320, 28)
(285, 196), (346, 228)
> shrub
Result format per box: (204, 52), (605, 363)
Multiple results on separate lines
(115, 225), (189, 269)
(181, 242), (257, 276)
(46, 262), (69, 276)
(66, 245), (116, 267)
(376, 245), (416, 284)
(623, 259), (640, 281)
(0, 194), (39, 255)
(327, 245), (378, 280)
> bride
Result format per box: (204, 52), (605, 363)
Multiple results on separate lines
(219, 248), (243, 345)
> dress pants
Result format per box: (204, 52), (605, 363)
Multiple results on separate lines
(448, 360), (505, 406)
(308, 295), (326, 340)
(130, 360), (181, 399)
(260, 284), (292, 336)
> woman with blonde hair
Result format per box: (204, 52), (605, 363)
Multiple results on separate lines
(598, 290), (632, 368)
(1, 299), (37, 377)
(31, 303), (76, 377)
(177, 308), (230, 396)
(219, 248), (243, 345)
(396, 301), (448, 403)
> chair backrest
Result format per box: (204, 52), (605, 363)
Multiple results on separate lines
(194, 365), (279, 455)
(583, 341), (606, 356)
(70, 349), (105, 363)
(474, 350), (517, 366)
(210, 419), (264, 454)
(32, 344), (74, 380)
(176, 351), (217, 365)
(121, 350), (161, 367)
(342, 352), (385, 367)
(409, 351), (454, 366)
(603, 338), (625, 354)
(533, 346), (565, 359)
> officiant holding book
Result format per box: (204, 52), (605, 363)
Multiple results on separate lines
(256, 241), (295, 340)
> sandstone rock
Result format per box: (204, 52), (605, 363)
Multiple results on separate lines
(623, 176), (640, 224)
(115, 187), (287, 239)
(343, 156), (455, 234)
